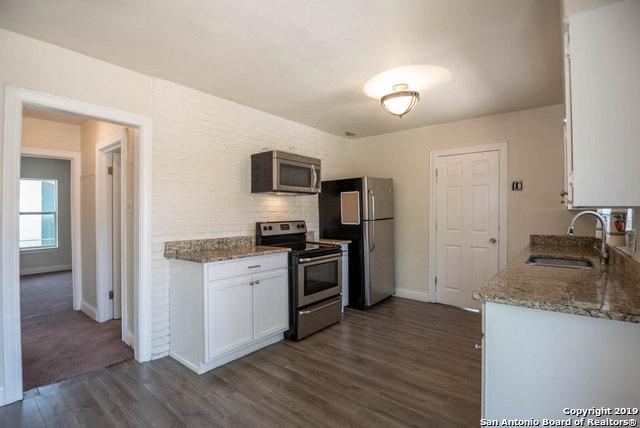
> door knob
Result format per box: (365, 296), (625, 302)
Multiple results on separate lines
(489, 238), (497, 244)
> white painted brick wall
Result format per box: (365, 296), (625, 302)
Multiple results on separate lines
(151, 79), (353, 357)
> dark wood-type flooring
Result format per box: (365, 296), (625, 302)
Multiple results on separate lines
(21, 271), (133, 390)
(3, 297), (482, 427)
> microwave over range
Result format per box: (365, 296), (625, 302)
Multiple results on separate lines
(251, 150), (321, 194)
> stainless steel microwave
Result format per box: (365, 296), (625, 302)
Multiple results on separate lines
(251, 150), (321, 194)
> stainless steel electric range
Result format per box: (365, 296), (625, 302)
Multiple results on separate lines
(256, 220), (342, 340)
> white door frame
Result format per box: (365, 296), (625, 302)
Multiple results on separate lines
(20, 147), (82, 310)
(95, 131), (129, 339)
(428, 143), (508, 303)
(1, 85), (153, 406)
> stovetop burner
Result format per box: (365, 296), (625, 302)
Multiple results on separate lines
(256, 220), (342, 257)
(269, 241), (338, 256)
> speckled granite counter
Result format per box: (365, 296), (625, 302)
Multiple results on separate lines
(473, 236), (640, 323)
(164, 236), (289, 263)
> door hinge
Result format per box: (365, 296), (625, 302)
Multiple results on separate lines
(435, 169), (438, 182)
(435, 221), (437, 231)
(107, 166), (113, 175)
(108, 290), (114, 300)
(435, 276), (438, 286)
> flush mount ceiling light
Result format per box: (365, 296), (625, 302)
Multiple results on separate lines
(363, 65), (451, 118)
(380, 84), (420, 118)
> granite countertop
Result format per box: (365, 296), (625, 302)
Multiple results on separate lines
(165, 245), (289, 263)
(473, 236), (640, 323)
(163, 236), (289, 263)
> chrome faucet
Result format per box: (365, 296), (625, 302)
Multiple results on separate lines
(566, 211), (609, 262)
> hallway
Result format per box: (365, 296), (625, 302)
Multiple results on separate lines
(20, 271), (133, 390)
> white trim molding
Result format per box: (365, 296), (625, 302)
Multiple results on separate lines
(428, 142), (508, 304)
(394, 288), (429, 302)
(20, 264), (72, 276)
(95, 130), (127, 323)
(81, 301), (98, 321)
(21, 146), (82, 310)
(1, 85), (153, 406)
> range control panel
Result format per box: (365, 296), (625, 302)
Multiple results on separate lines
(257, 221), (307, 236)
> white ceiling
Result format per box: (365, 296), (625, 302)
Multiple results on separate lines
(0, 0), (563, 138)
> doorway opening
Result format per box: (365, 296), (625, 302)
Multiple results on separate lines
(1, 86), (153, 406)
(428, 143), (508, 309)
(18, 108), (135, 391)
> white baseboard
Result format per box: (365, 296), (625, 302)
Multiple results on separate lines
(394, 288), (429, 302)
(80, 301), (98, 320)
(0, 384), (21, 407)
(153, 350), (169, 360)
(20, 264), (72, 275)
(170, 332), (284, 375)
(123, 331), (135, 347)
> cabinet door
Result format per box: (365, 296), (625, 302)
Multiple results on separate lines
(568, 0), (640, 207)
(252, 269), (289, 340)
(562, 23), (575, 209)
(207, 275), (254, 360)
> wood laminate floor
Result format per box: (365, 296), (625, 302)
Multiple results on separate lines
(1, 297), (482, 427)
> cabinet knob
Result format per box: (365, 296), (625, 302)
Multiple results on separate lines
(249, 281), (254, 285)
(560, 191), (568, 197)
(489, 238), (497, 244)
(255, 280), (260, 285)
(475, 343), (482, 350)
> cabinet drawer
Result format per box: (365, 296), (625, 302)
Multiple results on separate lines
(206, 253), (288, 281)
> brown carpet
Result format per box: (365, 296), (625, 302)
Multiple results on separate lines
(20, 271), (133, 391)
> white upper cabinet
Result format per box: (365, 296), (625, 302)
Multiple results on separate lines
(564, 0), (640, 207)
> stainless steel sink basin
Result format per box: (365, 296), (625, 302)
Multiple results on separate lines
(526, 255), (593, 269)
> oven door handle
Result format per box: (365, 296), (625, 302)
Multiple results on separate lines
(299, 298), (339, 315)
(298, 253), (341, 263)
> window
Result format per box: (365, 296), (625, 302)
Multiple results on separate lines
(597, 208), (633, 235)
(19, 179), (58, 250)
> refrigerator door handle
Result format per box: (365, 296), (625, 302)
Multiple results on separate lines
(368, 189), (376, 252)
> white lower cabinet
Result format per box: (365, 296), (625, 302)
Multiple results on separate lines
(252, 269), (289, 340)
(169, 253), (289, 374)
(207, 275), (254, 360)
(482, 302), (640, 420)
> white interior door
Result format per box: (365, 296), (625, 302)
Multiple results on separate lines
(112, 152), (122, 319)
(435, 150), (500, 309)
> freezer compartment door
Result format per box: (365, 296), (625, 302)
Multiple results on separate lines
(362, 177), (394, 220)
(363, 218), (396, 306)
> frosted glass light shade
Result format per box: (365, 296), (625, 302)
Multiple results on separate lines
(380, 91), (419, 117)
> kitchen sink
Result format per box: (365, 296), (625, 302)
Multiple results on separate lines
(526, 255), (593, 269)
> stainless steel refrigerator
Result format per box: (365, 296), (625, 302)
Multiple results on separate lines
(319, 177), (395, 309)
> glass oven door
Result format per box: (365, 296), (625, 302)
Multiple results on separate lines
(274, 158), (320, 193)
(297, 254), (342, 307)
